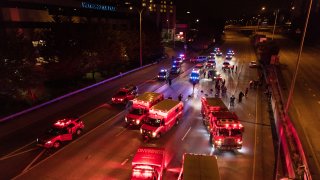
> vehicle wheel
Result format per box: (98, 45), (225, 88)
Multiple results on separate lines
(76, 129), (82, 136)
(53, 141), (61, 149)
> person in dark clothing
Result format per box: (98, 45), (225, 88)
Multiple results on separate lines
(168, 78), (172, 86)
(245, 87), (249, 97)
(230, 95), (236, 107)
(178, 93), (183, 101)
(238, 91), (244, 103)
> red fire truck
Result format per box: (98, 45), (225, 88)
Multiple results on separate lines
(131, 147), (165, 180)
(37, 118), (84, 149)
(209, 111), (244, 150)
(140, 99), (183, 139)
(201, 97), (229, 129)
(125, 92), (164, 127)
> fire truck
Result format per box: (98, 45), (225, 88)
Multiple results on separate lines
(140, 99), (183, 139)
(209, 111), (244, 150)
(201, 97), (229, 129)
(112, 85), (138, 104)
(37, 118), (84, 149)
(178, 153), (220, 180)
(125, 92), (164, 127)
(131, 147), (165, 180)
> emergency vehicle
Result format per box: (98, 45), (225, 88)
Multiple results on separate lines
(140, 99), (183, 139)
(157, 69), (169, 80)
(37, 118), (84, 149)
(189, 69), (201, 82)
(125, 92), (164, 127)
(131, 147), (165, 180)
(201, 97), (229, 129)
(178, 153), (220, 180)
(112, 85), (138, 104)
(209, 111), (244, 150)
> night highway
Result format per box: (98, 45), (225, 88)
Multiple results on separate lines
(0, 32), (275, 180)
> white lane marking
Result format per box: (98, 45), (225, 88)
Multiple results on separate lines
(80, 103), (108, 118)
(181, 127), (191, 141)
(121, 158), (129, 166)
(0, 147), (39, 161)
(252, 89), (258, 180)
(22, 149), (45, 173)
(115, 129), (127, 137)
(1, 141), (35, 159)
(13, 111), (125, 180)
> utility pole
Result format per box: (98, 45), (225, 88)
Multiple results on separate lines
(272, 9), (279, 40)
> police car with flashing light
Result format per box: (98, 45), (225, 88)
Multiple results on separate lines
(189, 69), (201, 82)
(170, 65), (181, 74)
(158, 69), (169, 80)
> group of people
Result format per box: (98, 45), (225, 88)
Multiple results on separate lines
(211, 79), (227, 98)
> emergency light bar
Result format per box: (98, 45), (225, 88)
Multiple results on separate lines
(133, 99), (150, 107)
(149, 109), (168, 117)
(54, 119), (72, 127)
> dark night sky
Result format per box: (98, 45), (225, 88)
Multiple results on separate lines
(175, 0), (292, 21)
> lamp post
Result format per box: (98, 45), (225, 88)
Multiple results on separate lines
(138, 8), (144, 67)
(272, 9), (279, 40)
(256, 6), (266, 33)
(167, 19), (170, 42)
(285, 0), (313, 114)
(130, 6), (144, 67)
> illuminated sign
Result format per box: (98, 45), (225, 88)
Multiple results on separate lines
(81, 2), (116, 11)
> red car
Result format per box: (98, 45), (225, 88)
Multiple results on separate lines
(112, 85), (138, 104)
(37, 118), (84, 149)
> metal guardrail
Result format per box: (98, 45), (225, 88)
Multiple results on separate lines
(0, 63), (156, 123)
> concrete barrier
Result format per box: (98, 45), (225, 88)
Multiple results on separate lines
(0, 63), (156, 123)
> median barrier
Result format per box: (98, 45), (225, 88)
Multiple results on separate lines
(0, 62), (157, 123)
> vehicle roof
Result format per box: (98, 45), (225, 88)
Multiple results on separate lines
(203, 97), (228, 109)
(132, 147), (165, 167)
(135, 92), (162, 102)
(151, 99), (181, 112)
(183, 154), (220, 180)
(211, 111), (238, 119)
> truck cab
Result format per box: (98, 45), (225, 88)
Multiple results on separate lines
(178, 153), (220, 180)
(125, 92), (164, 127)
(140, 99), (183, 139)
(131, 147), (165, 180)
(209, 112), (244, 150)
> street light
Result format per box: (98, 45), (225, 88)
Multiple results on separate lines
(256, 6), (266, 33)
(130, 6), (144, 67)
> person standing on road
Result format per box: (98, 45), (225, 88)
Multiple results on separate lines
(238, 91), (244, 103)
(230, 95), (236, 107)
(168, 78), (172, 86)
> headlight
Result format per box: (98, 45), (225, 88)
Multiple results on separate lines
(152, 132), (157, 137)
(125, 117), (128, 122)
(140, 128), (143, 134)
(45, 140), (52, 144)
(136, 119), (140, 125)
(215, 139), (222, 145)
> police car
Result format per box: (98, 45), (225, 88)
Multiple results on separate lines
(158, 69), (169, 80)
(170, 65), (181, 74)
(189, 69), (201, 82)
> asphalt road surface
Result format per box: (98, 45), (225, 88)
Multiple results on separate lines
(1, 32), (275, 180)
